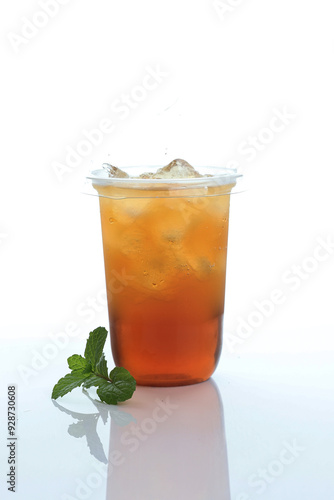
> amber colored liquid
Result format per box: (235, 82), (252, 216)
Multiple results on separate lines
(97, 182), (233, 386)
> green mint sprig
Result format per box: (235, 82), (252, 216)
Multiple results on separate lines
(51, 327), (136, 405)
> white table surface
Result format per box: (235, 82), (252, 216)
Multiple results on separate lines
(0, 340), (333, 500)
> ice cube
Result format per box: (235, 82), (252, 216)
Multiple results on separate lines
(101, 159), (204, 179)
(187, 256), (215, 280)
(153, 159), (202, 179)
(139, 172), (155, 179)
(102, 163), (129, 178)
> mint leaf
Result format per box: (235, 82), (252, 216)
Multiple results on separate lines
(68, 354), (88, 372)
(84, 327), (108, 370)
(109, 367), (137, 388)
(99, 367), (136, 404)
(96, 353), (108, 378)
(52, 372), (90, 399)
(51, 327), (136, 405)
(82, 375), (105, 389)
(96, 376), (136, 405)
(96, 380), (119, 405)
(83, 368), (136, 404)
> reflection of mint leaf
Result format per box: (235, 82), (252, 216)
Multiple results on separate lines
(68, 421), (86, 438)
(109, 408), (136, 427)
(52, 372), (90, 399)
(68, 416), (108, 463)
(84, 327), (108, 370)
(51, 327), (136, 405)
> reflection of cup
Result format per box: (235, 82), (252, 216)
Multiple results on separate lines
(88, 166), (239, 386)
(106, 379), (230, 500)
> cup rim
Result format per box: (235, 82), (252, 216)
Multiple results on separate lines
(86, 166), (242, 187)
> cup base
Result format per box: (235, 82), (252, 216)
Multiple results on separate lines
(133, 373), (211, 387)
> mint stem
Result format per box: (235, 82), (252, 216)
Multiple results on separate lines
(93, 371), (112, 383)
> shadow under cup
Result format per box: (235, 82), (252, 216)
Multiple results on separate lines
(86, 166), (240, 386)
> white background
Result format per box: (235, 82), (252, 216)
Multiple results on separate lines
(1, 3), (334, 500)
(1, 0), (333, 355)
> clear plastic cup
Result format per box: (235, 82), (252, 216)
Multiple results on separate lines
(86, 165), (240, 386)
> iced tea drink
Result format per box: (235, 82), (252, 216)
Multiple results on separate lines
(89, 160), (238, 386)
